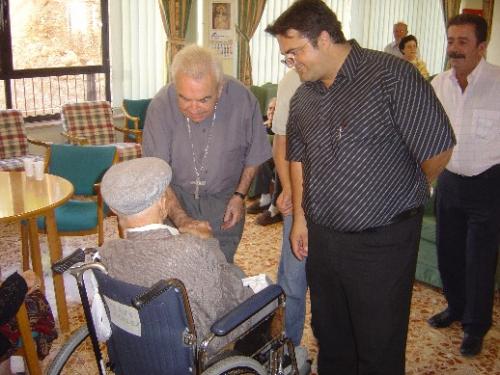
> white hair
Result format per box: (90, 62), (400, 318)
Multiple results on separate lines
(171, 44), (223, 88)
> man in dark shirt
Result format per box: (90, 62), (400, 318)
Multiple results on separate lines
(266, 1), (455, 374)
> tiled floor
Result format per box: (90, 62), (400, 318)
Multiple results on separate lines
(1, 215), (498, 374)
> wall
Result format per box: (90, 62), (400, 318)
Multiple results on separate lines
(461, 0), (500, 65)
(200, 0), (238, 77)
(488, 2), (500, 65)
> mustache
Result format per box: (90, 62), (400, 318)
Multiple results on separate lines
(448, 52), (465, 59)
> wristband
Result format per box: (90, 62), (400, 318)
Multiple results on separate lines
(233, 191), (246, 200)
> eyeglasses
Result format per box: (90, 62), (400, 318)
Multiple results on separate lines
(280, 42), (309, 68)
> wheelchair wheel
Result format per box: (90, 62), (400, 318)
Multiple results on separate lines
(45, 325), (106, 375)
(203, 355), (267, 375)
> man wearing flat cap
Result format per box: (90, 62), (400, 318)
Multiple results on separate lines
(98, 157), (253, 351)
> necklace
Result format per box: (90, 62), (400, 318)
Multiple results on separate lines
(186, 105), (217, 199)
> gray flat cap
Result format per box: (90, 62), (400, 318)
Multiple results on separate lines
(101, 157), (172, 216)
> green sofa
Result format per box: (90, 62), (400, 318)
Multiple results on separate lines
(250, 82), (278, 115)
(247, 83), (278, 199)
(416, 192), (500, 289)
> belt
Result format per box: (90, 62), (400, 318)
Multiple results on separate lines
(386, 206), (423, 225)
(361, 206), (423, 233)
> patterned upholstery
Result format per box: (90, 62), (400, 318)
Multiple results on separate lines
(61, 101), (141, 162)
(62, 101), (116, 145)
(0, 110), (43, 171)
(0, 110), (28, 158)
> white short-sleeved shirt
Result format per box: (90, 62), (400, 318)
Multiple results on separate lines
(432, 58), (500, 176)
(272, 69), (302, 136)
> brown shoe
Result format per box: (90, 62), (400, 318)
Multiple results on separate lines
(255, 211), (283, 226)
(247, 200), (270, 214)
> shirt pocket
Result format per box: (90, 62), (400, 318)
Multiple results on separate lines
(472, 109), (500, 140)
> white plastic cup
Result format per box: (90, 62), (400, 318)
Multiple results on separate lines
(23, 158), (34, 177)
(34, 160), (45, 180)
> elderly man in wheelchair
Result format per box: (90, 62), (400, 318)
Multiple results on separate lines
(56, 157), (309, 375)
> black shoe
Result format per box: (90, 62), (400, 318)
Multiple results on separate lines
(246, 200), (270, 214)
(428, 309), (460, 328)
(460, 333), (483, 357)
(255, 211), (283, 226)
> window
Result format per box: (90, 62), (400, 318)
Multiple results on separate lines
(0, 0), (110, 120)
(250, 0), (446, 85)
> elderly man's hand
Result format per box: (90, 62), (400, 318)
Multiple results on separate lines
(179, 220), (213, 239)
(221, 195), (245, 230)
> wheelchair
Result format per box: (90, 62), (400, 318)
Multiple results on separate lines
(47, 248), (308, 375)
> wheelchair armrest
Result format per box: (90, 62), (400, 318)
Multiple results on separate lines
(132, 279), (187, 310)
(210, 284), (283, 337)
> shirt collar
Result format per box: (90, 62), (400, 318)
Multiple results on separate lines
(306, 39), (364, 92)
(450, 57), (486, 86)
(126, 223), (179, 235)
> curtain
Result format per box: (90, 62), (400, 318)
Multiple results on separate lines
(236, 0), (267, 86)
(158, 0), (193, 82)
(483, 0), (495, 40)
(441, 0), (461, 70)
(441, 0), (462, 25)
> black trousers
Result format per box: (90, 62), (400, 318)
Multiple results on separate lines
(307, 212), (423, 375)
(252, 158), (274, 197)
(436, 166), (500, 336)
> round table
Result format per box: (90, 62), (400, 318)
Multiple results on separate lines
(0, 171), (74, 332)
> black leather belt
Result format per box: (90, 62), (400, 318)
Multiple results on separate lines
(385, 206), (423, 226)
(360, 206), (423, 233)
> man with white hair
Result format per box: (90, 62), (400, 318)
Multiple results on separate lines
(142, 45), (272, 263)
(384, 21), (408, 58)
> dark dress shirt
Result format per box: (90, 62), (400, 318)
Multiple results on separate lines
(287, 40), (455, 232)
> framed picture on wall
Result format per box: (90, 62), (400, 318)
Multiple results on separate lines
(212, 2), (231, 30)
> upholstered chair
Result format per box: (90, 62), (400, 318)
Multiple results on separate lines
(61, 101), (141, 162)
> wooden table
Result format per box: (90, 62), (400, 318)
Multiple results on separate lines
(0, 171), (74, 332)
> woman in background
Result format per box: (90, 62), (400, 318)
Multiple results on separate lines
(399, 35), (430, 79)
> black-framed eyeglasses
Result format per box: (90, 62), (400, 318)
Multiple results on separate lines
(280, 42), (309, 68)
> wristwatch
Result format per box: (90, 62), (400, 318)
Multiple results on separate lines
(233, 191), (246, 200)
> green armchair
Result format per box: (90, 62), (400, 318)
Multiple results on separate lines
(121, 98), (152, 144)
(250, 83), (278, 116)
(36, 144), (117, 246)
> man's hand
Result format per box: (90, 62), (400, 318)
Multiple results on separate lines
(221, 195), (245, 230)
(276, 188), (293, 216)
(178, 219), (213, 239)
(290, 215), (308, 261)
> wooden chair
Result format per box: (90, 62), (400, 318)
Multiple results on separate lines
(61, 101), (142, 162)
(15, 302), (42, 375)
(121, 98), (152, 144)
(0, 109), (49, 171)
(0, 271), (46, 375)
(36, 144), (118, 246)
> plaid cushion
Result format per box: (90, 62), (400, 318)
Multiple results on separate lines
(0, 110), (28, 158)
(0, 154), (43, 171)
(114, 142), (142, 162)
(61, 101), (116, 145)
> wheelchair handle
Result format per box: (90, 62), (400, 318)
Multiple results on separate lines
(132, 279), (184, 310)
(51, 248), (97, 274)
